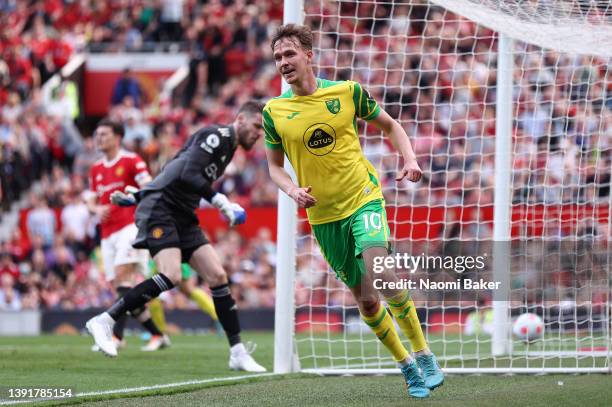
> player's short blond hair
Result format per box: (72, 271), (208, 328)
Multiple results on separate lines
(270, 24), (313, 51)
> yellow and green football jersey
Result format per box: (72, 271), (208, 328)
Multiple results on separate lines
(263, 78), (384, 225)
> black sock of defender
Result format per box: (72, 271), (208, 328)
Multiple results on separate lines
(112, 286), (131, 339)
(141, 319), (163, 336)
(130, 306), (164, 336)
(211, 284), (241, 347)
(107, 274), (174, 320)
(112, 314), (127, 340)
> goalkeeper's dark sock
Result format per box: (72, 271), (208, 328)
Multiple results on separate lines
(112, 314), (127, 340)
(141, 318), (163, 336)
(211, 284), (241, 347)
(130, 305), (164, 337)
(107, 274), (174, 320)
(112, 286), (131, 339)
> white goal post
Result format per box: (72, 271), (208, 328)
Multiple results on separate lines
(273, 0), (303, 375)
(274, 0), (612, 375)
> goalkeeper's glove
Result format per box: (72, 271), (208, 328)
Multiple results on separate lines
(110, 186), (139, 207)
(211, 193), (246, 226)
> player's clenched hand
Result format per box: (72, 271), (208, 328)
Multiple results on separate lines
(212, 193), (247, 226)
(396, 159), (422, 183)
(288, 186), (317, 208)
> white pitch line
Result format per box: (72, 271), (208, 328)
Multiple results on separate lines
(0, 373), (280, 405)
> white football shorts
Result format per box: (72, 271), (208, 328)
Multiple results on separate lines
(100, 223), (149, 281)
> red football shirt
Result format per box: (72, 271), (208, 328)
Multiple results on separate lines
(89, 150), (150, 239)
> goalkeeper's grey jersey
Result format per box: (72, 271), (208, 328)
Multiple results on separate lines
(139, 124), (237, 214)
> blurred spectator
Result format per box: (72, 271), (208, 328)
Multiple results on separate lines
(26, 192), (56, 248)
(0, 137), (29, 211)
(182, 47), (208, 107)
(0, 273), (21, 310)
(4, 46), (38, 99)
(148, 122), (179, 175)
(109, 95), (143, 123)
(517, 97), (549, 141)
(159, 0), (184, 43)
(45, 236), (75, 284)
(123, 111), (153, 150)
(40, 273), (63, 309)
(7, 229), (30, 262)
(2, 92), (22, 122)
(111, 68), (143, 107)
(46, 115), (83, 171)
(46, 73), (80, 121)
(0, 251), (19, 282)
(72, 137), (98, 179)
(60, 188), (91, 253)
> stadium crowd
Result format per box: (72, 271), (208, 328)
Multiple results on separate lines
(1, 1), (611, 311)
(304, 2), (612, 211)
(0, 0), (282, 311)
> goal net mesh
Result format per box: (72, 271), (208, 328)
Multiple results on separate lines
(291, 0), (611, 373)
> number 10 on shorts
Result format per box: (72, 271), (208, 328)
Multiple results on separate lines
(363, 212), (382, 232)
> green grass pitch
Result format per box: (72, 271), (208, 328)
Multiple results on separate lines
(0, 333), (610, 406)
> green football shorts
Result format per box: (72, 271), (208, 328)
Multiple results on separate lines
(180, 264), (194, 280)
(312, 199), (390, 288)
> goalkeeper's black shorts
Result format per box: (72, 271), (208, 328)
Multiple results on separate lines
(132, 192), (209, 263)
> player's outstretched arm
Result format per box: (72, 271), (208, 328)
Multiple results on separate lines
(265, 147), (316, 208)
(369, 108), (422, 183)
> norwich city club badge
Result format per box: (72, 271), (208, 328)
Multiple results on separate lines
(325, 98), (340, 114)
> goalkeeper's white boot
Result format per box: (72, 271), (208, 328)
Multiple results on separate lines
(86, 313), (117, 357)
(91, 336), (125, 352)
(229, 342), (267, 373)
(141, 334), (171, 352)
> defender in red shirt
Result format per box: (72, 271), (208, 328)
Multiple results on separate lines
(86, 119), (167, 353)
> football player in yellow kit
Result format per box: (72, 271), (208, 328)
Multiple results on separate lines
(263, 24), (444, 399)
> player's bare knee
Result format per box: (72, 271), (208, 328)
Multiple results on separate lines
(206, 267), (228, 287)
(164, 268), (182, 285)
(155, 262), (181, 284)
(153, 249), (182, 285)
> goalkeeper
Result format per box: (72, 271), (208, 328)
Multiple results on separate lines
(264, 25), (444, 398)
(87, 101), (266, 373)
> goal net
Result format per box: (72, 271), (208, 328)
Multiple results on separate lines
(276, 0), (611, 374)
